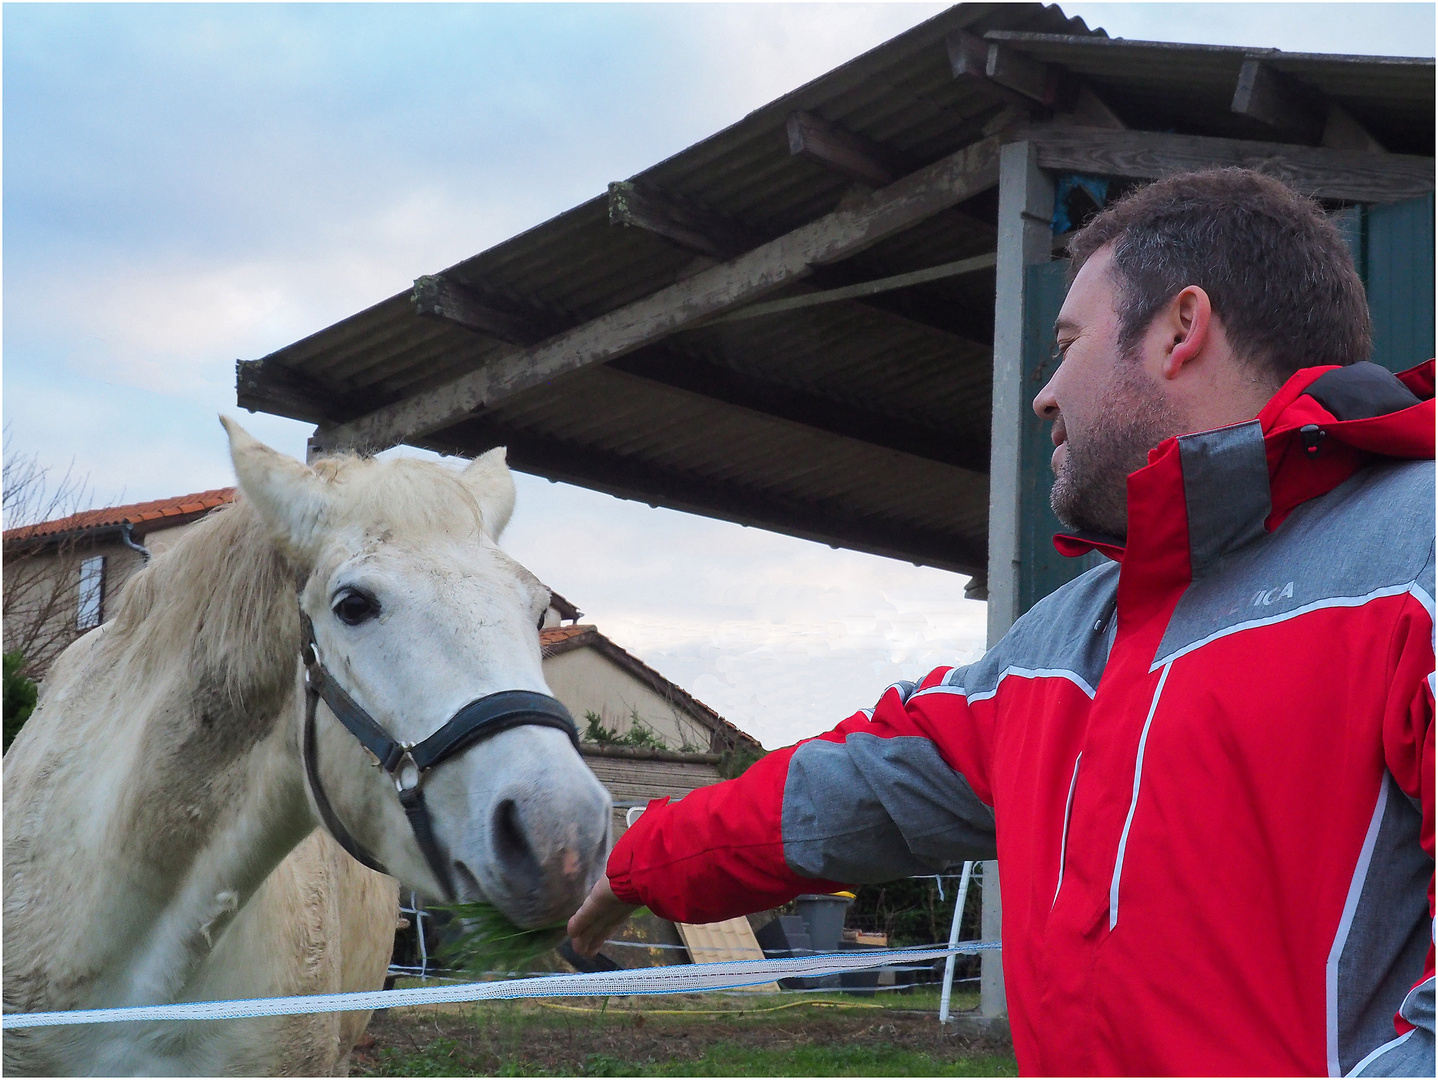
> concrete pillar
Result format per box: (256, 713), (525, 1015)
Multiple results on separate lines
(982, 140), (1055, 1020)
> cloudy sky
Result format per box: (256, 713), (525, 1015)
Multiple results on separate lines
(4, 3), (1432, 748)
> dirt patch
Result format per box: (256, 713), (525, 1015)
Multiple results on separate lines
(351, 992), (1015, 1076)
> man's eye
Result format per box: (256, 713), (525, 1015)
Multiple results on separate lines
(332, 589), (380, 626)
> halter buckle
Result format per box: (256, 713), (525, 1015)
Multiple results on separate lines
(393, 750), (424, 793)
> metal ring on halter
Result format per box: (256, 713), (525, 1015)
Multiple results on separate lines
(297, 610), (580, 900)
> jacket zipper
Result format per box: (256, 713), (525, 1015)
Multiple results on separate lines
(1052, 752), (1082, 909)
(1109, 662), (1172, 931)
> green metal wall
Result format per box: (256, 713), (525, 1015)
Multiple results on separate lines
(1364, 194), (1436, 373)
(1017, 261), (1103, 615)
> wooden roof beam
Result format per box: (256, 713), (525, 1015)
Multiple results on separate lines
(411, 275), (556, 347)
(418, 418), (989, 577)
(1026, 124), (1428, 203)
(786, 110), (911, 189)
(306, 131), (1007, 455)
(609, 347), (991, 474)
(1232, 58), (1327, 145)
(1232, 58), (1387, 152)
(607, 181), (759, 261)
(948, 30), (1127, 131)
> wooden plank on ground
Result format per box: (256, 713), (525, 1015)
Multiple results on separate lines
(675, 918), (778, 992)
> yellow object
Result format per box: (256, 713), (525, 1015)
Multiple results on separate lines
(674, 918), (778, 992)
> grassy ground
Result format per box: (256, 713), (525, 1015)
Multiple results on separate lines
(351, 986), (1016, 1077)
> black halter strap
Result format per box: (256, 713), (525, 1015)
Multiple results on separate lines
(299, 613), (580, 900)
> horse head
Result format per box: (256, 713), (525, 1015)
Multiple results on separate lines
(221, 418), (612, 928)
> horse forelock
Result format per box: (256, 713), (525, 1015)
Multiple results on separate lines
(109, 497), (299, 716)
(308, 452), (490, 542)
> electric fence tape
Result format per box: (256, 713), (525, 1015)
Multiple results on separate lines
(2, 942), (999, 1029)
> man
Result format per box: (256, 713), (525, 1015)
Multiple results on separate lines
(568, 170), (1435, 1076)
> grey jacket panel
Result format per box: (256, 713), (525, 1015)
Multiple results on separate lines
(952, 560), (1121, 701)
(1350, 976), (1435, 1077)
(1156, 458), (1436, 667)
(1337, 773), (1434, 1075)
(782, 732), (997, 882)
(1178, 421), (1272, 577)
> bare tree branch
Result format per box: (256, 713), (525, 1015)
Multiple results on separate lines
(2, 427), (107, 679)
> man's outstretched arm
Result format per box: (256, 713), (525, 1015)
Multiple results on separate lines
(568, 666), (1000, 953)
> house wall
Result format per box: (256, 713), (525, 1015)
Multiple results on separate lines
(3, 537), (146, 676)
(542, 646), (712, 752)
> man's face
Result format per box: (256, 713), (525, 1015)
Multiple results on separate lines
(1033, 246), (1178, 539)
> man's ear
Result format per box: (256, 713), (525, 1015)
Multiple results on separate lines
(220, 416), (334, 560)
(1161, 285), (1214, 379)
(459, 446), (516, 540)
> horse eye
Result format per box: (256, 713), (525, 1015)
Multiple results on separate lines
(333, 590), (379, 626)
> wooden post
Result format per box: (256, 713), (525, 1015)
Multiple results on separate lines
(982, 140), (1054, 1020)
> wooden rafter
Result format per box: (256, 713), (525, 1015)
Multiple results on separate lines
(609, 348), (991, 474)
(417, 417), (989, 577)
(1027, 125), (1429, 203)
(309, 131), (1008, 454)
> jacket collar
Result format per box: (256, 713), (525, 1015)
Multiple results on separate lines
(1054, 360), (1436, 579)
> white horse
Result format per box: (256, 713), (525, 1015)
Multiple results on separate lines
(3, 420), (613, 1075)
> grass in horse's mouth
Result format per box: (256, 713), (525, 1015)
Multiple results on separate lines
(434, 901), (568, 973)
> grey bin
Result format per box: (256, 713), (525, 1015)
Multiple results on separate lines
(794, 893), (853, 953)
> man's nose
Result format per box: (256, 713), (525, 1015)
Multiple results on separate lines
(1033, 377), (1059, 421)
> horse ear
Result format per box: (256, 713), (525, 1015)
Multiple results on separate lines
(220, 416), (333, 558)
(460, 446), (516, 540)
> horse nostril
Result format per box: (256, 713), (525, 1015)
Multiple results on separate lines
(491, 799), (539, 882)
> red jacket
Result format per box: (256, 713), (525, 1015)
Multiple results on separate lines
(608, 361), (1436, 1076)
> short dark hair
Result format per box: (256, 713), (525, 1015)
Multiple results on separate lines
(1067, 169), (1371, 379)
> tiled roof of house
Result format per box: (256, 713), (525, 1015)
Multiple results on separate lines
(3, 488), (235, 544)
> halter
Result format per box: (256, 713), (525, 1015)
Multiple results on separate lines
(299, 612), (580, 900)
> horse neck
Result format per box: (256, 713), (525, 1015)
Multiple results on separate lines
(43, 500), (320, 1005)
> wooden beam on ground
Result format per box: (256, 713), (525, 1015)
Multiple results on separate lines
(418, 418), (989, 576)
(1026, 124), (1432, 204)
(310, 131), (1008, 454)
(786, 110), (908, 189)
(1231, 58), (1326, 145)
(411, 275), (554, 346)
(609, 348), (991, 474)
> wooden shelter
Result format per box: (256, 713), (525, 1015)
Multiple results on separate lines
(237, 2), (1435, 1016)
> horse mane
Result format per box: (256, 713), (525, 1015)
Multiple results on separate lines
(105, 451), (490, 715)
(108, 495), (299, 714)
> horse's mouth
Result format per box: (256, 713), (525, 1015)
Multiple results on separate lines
(453, 859), (487, 904)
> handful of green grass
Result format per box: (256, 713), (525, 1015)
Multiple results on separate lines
(433, 900), (568, 973)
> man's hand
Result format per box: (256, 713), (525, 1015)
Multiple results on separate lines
(567, 875), (639, 957)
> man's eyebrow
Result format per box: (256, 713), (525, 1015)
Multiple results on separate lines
(1053, 316), (1079, 335)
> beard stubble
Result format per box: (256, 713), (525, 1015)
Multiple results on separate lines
(1049, 360), (1178, 540)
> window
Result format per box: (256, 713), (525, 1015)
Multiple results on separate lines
(77, 555), (105, 630)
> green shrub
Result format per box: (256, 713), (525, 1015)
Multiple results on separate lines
(3, 652), (38, 752)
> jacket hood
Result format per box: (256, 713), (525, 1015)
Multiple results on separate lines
(1055, 359), (1435, 563)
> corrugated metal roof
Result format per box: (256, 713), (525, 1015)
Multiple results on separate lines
(238, 2), (1433, 576)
